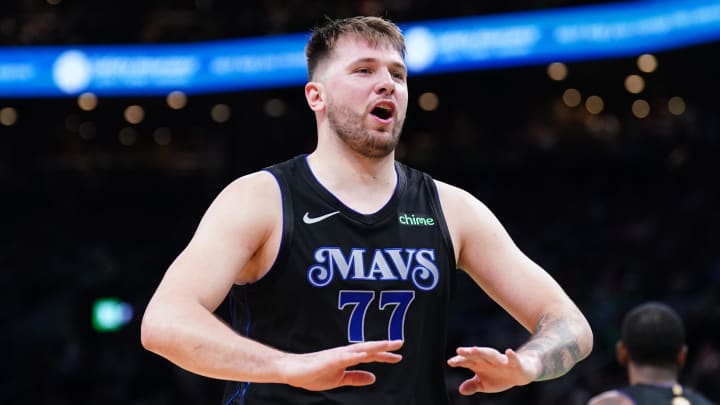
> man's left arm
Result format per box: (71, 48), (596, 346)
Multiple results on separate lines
(436, 181), (593, 394)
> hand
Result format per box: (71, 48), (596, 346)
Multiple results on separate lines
(282, 340), (403, 391)
(447, 346), (540, 395)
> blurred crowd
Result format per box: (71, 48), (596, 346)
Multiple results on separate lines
(2, 1), (720, 404)
(1, 0), (616, 45)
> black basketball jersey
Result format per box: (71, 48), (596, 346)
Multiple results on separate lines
(222, 155), (457, 405)
(619, 383), (715, 405)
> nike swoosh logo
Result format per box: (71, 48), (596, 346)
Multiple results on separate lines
(303, 211), (341, 224)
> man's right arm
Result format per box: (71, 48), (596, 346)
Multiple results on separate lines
(140, 171), (287, 382)
(140, 171), (403, 389)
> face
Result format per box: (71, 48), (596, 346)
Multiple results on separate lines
(314, 35), (408, 158)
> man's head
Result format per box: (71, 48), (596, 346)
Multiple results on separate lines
(303, 16), (408, 158)
(617, 302), (687, 368)
(305, 16), (406, 81)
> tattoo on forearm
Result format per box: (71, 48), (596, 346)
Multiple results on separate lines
(520, 312), (585, 381)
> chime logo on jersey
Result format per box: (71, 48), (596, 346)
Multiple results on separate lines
(398, 213), (435, 226)
(307, 247), (439, 290)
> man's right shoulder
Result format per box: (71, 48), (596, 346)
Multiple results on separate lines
(225, 170), (281, 195)
(209, 170), (282, 219)
(587, 390), (634, 405)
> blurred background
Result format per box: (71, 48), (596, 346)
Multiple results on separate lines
(1, 0), (719, 404)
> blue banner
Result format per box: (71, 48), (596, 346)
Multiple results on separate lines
(1, 0), (719, 98)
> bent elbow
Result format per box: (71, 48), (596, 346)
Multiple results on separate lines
(580, 316), (595, 360)
(140, 310), (167, 354)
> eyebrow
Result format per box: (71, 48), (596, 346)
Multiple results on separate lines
(350, 57), (407, 72)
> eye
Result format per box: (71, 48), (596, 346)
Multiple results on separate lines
(391, 71), (406, 81)
(354, 67), (371, 74)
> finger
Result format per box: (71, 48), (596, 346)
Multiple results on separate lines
(345, 350), (403, 365)
(340, 370), (376, 387)
(458, 375), (483, 396)
(457, 346), (507, 364)
(447, 355), (475, 369)
(350, 340), (404, 353)
(364, 351), (402, 364)
(337, 349), (403, 367)
(336, 340), (403, 366)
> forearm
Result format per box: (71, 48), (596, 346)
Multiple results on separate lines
(518, 306), (593, 381)
(141, 301), (287, 383)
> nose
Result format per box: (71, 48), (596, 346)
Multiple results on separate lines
(374, 69), (395, 95)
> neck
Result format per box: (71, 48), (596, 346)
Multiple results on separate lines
(309, 130), (397, 187)
(628, 364), (679, 386)
(306, 133), (398, 215)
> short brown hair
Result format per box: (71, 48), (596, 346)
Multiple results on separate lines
(305, 16), (406, 80)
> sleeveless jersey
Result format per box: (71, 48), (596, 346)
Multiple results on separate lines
(222, 155), (457, 405)
(619, 383), (715, 405)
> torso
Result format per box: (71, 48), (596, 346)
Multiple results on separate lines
(222, 155), (457, 405)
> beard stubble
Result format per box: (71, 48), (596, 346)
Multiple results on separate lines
(326, 102), (404, 159)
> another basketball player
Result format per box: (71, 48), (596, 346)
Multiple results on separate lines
(588, 302), (714, 405)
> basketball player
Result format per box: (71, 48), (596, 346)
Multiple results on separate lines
(587, 302), (714, 405)
(141, 16), (593, 404)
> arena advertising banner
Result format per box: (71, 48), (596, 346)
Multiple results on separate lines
(1, 0), (720, 97)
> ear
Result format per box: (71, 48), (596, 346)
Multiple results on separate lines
(677, 345), (688, 368)
(305, 81), (325, 112)
(616, 341), (629, 366)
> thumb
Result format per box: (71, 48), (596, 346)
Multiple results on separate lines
(458, 375), (483, 396)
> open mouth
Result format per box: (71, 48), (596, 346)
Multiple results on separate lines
(370, 103), (395, 120)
